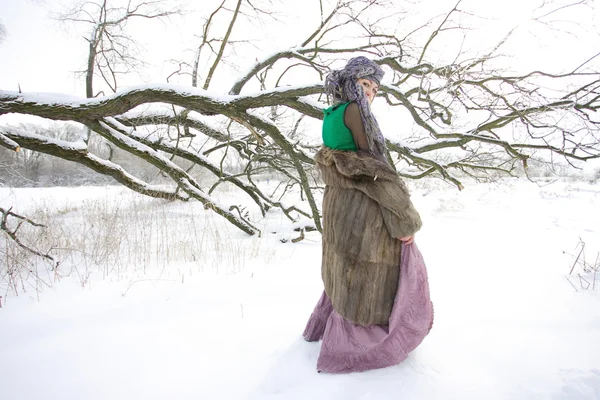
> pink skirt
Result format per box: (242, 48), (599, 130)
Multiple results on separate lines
(303, 243), (434, 373)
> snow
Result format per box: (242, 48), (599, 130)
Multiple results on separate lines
(296, 96), (327, 112)
(1, 125), (88, 151)
(0, 90), (84, 105)
(0, 132), (21, 149)
(99, 118), (187, 176)
(1, 178), (600, 400)
(86, 153), (179, 195)
(0, 84), (234, 110)
(177, 177), (227, 211)
(116, 82), (236, 104)
(1, 83), (326, 119)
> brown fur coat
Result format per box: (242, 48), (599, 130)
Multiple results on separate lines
(316, 147), (422, 326)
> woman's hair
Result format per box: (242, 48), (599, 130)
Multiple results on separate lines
(324, 56), (386, 157)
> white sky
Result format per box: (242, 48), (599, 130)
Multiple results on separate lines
(2, 0), (598, 96)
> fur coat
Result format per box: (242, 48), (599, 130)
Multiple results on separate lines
(316, 147), (422, 326)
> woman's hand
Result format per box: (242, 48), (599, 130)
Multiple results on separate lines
(398, 236), (414, 244)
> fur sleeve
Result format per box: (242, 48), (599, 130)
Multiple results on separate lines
(379, 203), (422, 239)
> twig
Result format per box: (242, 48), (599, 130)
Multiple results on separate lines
(569, 242), (585, 275)
(291, 228), (305, 243)
(593, 252), (599, 290)
(0, 207), (55, 263)
(565, 276), (578, 292)
(578, 274), (591, 290)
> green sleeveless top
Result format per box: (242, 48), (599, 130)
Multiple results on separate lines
(322, 102), (357, 151)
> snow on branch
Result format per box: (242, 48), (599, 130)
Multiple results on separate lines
(0, 206), (56, 265)
(0, 132), (21, 152)
(90, 118), (258, 235)
(0, 83), (325, 121)
(0, 125), (187, 201)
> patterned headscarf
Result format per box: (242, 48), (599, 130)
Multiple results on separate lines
(324, 56), (386, 157)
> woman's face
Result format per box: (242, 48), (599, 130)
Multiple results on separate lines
(357, 78), (379, 104)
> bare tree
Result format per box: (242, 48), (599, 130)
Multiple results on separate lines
(2, 0), (599, 237)
(54, 0), (184, 98)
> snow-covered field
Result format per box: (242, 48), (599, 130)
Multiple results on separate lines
(1, 178), (600, 400)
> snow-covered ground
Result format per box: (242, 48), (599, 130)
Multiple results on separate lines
(1, 178), (600, 400)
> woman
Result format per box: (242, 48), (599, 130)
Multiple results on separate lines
(303, 56), (434, 373)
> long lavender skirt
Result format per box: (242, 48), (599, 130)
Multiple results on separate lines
(303, 243), (434, 373)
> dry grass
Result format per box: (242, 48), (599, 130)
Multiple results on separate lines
(0, 186), (271, 300)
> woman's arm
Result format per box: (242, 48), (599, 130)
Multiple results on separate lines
(346, 102), (421, 242)
(344, 102), (370, 151)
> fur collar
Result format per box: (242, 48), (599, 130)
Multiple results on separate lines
(314, 147), (398, 181)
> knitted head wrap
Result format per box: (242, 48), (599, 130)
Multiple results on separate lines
(324, 56), (386, 157)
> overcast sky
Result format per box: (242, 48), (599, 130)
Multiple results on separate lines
(2, 0), (598, 93)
